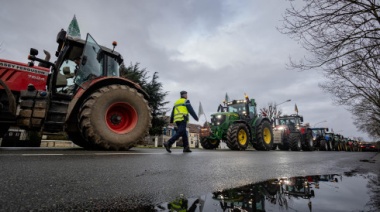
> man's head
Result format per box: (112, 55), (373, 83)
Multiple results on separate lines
(180, 90), (187, 98)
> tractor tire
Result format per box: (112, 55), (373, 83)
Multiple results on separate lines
(327, 140), (333, 151)
(226, 123), (250, 150)
(200, 137), (220, 149)
(289, 132), (302, 151)
(302, 130), (314, 151)
(320, 140), (328, 151)
(252, 120), (273, 151)
(78, 85), (152, 150)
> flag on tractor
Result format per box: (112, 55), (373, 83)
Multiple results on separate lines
(295, 104), (298, 114)
(224, 92), (229, 103)
(67, 15), (81, 38)
(198, 102), (205, 117)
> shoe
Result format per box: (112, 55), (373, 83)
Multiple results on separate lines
(183, 148), (192, 153)
(164, 142), (171, 153)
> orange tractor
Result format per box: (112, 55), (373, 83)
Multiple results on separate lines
(0, 29), (152, 150)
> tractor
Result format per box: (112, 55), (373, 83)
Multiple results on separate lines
(272, 114), (314, 151)
(310, 128), (331, 151)
(345, 138), (359, 152)
(332, 133), (345, 151)
(199, 95), (273, 151)
(0, 29), (152, 150)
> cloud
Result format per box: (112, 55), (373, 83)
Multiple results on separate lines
(0, 0), (371, 141)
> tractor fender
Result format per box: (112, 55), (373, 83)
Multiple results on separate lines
(0, 79), (17, 118)
(65, 77), (149, 125)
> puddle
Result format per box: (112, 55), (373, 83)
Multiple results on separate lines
(154, 173), (379, 212)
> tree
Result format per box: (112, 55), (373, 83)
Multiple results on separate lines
(260, 102), (283, 122)
(120, 63), (169, 136)
(280, 0), (380, 138)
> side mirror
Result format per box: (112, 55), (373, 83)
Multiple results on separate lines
(30, 48), (38, 56)
(56, 29), (67, 57)
(300, 117), (304, 122)
(326, 128), (329, 132)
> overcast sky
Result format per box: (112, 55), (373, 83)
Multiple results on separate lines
(0, 0), (372, 141)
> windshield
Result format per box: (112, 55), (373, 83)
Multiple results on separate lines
(74, 33), (120, 88)
(277, 117), (299, 126)
(74, 33), (102, 86)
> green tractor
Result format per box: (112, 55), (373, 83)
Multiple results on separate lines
(200, 96), (273, 151)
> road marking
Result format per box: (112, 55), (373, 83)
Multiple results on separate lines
(22, 154), (64, 156)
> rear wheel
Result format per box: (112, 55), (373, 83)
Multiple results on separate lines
(289, 133), (301, 151)
(78, 85), (152, 150)
(327, 140), (333, 151)
(302, 130), (314, 151)
(200, 137), (220, 149)
(226, 123), (250, 150)
(254, 120), (273, 151)
(320, 140), (328, 151)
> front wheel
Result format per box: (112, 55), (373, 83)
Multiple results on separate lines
(79, 85), (152, 150)
(226, 123), (250, 150)
(200, 137), (220, 149)
(320, 140), (328, 151)
(302, 130), (314, 151)
(253, 120), (273, 151)
(289, 133), (301, 151)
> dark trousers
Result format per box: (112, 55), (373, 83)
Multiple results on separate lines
(167, 121), (189, 148)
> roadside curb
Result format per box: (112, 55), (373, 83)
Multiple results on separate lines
(40, 140), (78, 148)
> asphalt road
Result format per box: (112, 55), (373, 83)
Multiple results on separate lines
(0, 147), (379, 211)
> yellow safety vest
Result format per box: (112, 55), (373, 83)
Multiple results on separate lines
(173, 98), (189, 123)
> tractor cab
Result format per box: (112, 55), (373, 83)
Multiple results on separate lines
(274, 114), (303, 131)
(51, 30), (123, 95)
(227, 98), (257, 119)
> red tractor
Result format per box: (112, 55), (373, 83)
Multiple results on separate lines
(273, 114), (314, 151)
(0, 29), (152, 150)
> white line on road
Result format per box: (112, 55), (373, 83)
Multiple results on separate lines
(22, 154), (64, 156)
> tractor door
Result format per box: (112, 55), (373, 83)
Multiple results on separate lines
(74, 33), (103, 89)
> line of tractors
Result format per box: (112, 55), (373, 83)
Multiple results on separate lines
(199, 95), (363, 151)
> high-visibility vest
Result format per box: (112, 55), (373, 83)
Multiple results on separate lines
(173, 98), (189, 122)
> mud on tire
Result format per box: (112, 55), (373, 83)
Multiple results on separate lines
(226, 123), (250, 150)
(79, 85), (152, 150)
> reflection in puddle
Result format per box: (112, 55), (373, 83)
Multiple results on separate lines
(155, 173), (378, 212)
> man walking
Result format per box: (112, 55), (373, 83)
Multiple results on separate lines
(164, 91), (199, 153)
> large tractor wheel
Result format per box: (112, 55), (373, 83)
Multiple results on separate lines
(289, 132), (302, 151)
(253, 120), (273, 151)
(302, 130), (314, 151)
(200, 137), (220, 149)
(327, 140), (333, 151)
(320, 140), (328, 151)
(226, 123), (250, 150)
(78, 85), (152, 150)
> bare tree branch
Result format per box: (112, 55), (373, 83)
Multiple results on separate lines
(280, 0), (380, 139)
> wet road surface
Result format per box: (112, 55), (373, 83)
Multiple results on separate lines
(0, 147), (379, 211)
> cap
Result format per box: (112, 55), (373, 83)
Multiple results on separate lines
(180, 91), (187, 95)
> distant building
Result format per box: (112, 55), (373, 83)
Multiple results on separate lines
(143, 116), (201, 148)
